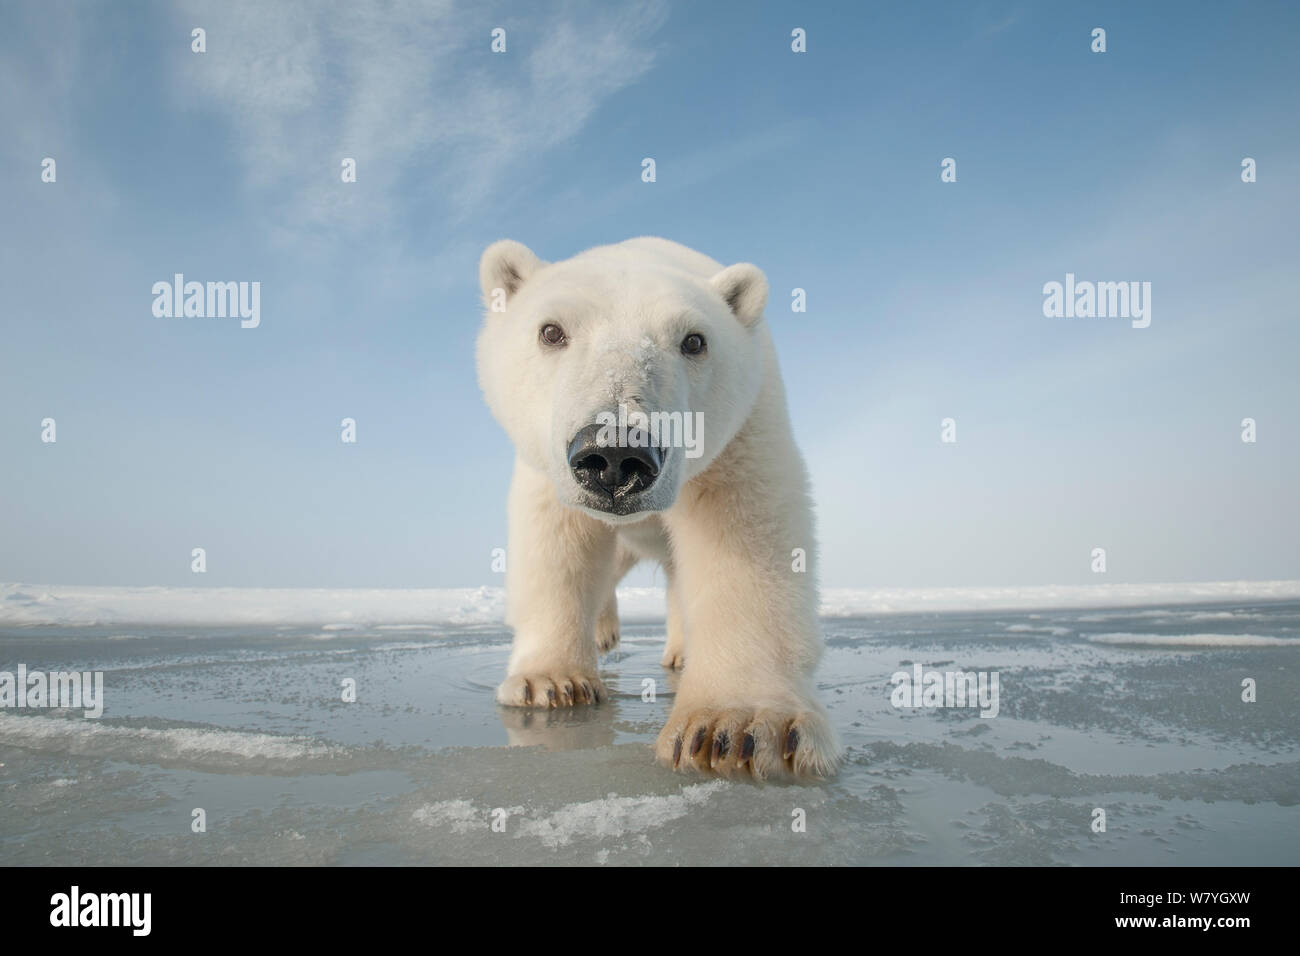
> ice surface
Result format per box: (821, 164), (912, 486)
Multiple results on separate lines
(0, 714), (336, 763)
(1, 589), (1298, 865)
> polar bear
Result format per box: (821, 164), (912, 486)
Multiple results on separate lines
(476, 237), (839, 779)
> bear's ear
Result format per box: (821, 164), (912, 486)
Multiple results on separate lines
(480, 240), (545, 304)
(710, 263), (768, 328)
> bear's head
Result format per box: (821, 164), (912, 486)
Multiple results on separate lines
(476, 238), (769, 524)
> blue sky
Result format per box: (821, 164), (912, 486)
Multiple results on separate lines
(2, 0), (1297, 589)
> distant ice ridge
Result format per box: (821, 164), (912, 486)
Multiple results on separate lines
(2, 580), (1299, 628)
(1086, 633), (1300, 647)
(819, 581), (1300, 617)
(0, 584), (512, 628)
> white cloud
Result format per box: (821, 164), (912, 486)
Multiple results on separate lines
(168, 0), (667, 239)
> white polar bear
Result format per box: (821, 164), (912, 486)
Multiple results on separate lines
(476, 237), (839, 779)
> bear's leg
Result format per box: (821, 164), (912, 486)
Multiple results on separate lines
(594, 597), (619, 654)
(496, 459), (618, 708)
(595, 545), (639, 653)
(659, 564), (686, 670)
(653, 430), (840, 779)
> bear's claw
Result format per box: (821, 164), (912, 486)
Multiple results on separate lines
(497, 673), (607, 708)
(740, 732), (756, 762)
(656, 706), (838, 780)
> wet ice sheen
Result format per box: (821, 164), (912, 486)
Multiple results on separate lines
(1, 592), (1297, 865)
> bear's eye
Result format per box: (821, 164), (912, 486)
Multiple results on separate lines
(681, 332), (706, 356)
(539, 323), (567, 347)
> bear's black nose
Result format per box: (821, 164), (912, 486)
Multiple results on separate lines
(568, 423), (662, 499)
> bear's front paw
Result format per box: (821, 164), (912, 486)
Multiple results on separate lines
(497, 672), (607, 708)
(654, 705), (839, 780)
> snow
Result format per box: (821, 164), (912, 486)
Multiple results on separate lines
(4, 579), (1299, 627)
